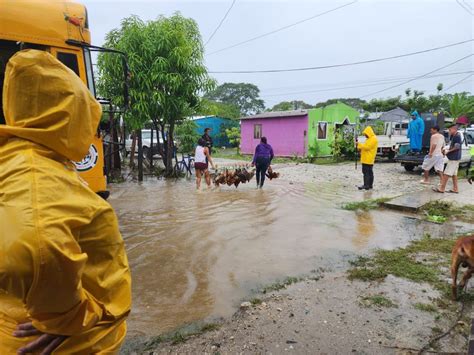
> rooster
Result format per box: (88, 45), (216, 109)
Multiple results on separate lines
(265, 166), (280, 180)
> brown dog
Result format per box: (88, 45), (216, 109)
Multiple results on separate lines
(451, 234), (474, 300)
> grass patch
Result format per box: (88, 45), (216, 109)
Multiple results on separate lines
(348, 232), (474, 305)
(143, 321), (221, 349)
(360, 295), (397, 308)
(348, 233), (458, 298)
(199, 323), (221, 332)
(421, 201), (474, 224)
(414, 302), (438, 313)
(262, 276), (303, 293)
(212, 148), (346, 165)
(342, 197), (392, 211)
(250, 298), (262, 305)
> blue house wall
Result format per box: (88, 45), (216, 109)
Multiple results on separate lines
(194, 116), (238, 148)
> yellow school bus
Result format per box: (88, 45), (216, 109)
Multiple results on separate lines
(0, 0), (128, 199)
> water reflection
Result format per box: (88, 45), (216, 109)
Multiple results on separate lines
(352, 211), (376, 250)
(108, 178), (457, 337)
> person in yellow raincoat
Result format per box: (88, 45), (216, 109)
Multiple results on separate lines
(357, 126), (378, 190)
(0, 50), (131, 354)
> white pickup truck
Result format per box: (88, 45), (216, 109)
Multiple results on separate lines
(394, 130), (474, 171)
(358, 121), (409, 160)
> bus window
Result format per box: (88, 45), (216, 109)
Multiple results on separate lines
(83, 48), (96, 96)
(57, 52), (80, 77)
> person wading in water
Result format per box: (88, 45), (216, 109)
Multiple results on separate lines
(194, 138), (215, 190)
(251, 136), (274, 189)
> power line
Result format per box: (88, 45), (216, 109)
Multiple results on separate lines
(208, 39), (474, 73)
(360, 54), (473, 98)
(456, 0), (474, 15)
(462, 0), (474, 9)
(206, 1), (358, 56)
(260, 70), (473, 93)
(204, 0), (237, 47)
(260, 70), (474, 98)
(445, 72), (474, 90)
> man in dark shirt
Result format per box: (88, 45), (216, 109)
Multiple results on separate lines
(435, 124), (462, 193)
(202, 127), (213, 155)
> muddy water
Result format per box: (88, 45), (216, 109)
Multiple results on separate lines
(108, 178), (462, 337)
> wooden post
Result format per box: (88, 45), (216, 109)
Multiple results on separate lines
(137, 129), (143, 182)
(150, 126), (154, 169)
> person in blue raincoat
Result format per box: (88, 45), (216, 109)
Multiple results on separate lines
(407, 111), (425, 152)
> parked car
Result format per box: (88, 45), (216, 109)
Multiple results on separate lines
(394, 129), (473, 171)
(125, 129), (163, 157)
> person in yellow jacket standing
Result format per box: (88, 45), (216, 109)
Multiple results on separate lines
(357, 126), (378, 190)
(0, 50), (131, 354)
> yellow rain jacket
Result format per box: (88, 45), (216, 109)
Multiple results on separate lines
(0, 50), (131, 354)
(357, 126), (378, 165)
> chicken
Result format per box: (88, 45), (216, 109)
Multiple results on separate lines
(265, 166), (280, 180)
(212, 167), (256, 188)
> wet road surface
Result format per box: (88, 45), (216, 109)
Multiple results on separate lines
(108, 178), (464, 337)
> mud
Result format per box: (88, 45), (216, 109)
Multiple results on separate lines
(150, 273), (469, 354)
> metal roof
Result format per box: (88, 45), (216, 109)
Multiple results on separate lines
(241, 110), (308, 120)
(378, 107), (410, 122)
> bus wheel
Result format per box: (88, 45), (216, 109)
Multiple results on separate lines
(404, 164), (415, 172)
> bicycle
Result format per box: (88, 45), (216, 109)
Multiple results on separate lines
(175, 153), (194, 175)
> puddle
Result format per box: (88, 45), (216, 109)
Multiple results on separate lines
(108, 178), (467, 337)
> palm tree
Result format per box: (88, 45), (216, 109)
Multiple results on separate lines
(447, 93), (474, 121)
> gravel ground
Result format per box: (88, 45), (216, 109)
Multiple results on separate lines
(152, 273), (469, 354)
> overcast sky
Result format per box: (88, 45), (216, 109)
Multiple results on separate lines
(82, 0), (474, 108)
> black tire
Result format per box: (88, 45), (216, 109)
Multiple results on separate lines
(404, 164), (415, 172)
(388, 151), (395, 160)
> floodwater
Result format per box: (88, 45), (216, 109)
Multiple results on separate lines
(108, 178), (463, 337)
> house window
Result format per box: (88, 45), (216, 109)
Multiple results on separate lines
(317, 122), (327, 140)
(254, 124), (262, 139)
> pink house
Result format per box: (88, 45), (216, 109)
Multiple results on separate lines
(240, 110), (308, 157)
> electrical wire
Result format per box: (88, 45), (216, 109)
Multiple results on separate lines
(208, 39), (474, 73)
(206, 1), (357, 56)
(260, 70), (473, 94)
(456, 0), (474, 15)
(462, 0), (473, 9)
(204, 0), (237, 47)
(260, 70), (474, 98)
(445, 72), (474, 90)
(360, 53), (473, 98)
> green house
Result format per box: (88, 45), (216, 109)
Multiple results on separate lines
(307, 102), (360, 157)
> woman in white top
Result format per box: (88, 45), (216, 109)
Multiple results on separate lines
(194, 138), (215, 189)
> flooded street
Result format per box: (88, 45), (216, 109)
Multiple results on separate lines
(109, 175), (464, 338)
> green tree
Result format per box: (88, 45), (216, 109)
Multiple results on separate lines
(314, 98), (366, 110)
(269, 100), (313, 111)
(361, 96), (403, 112)
(329, 128), (356, 160)
(225, 126), (241, 153)
(205, 82), (265, 116)
(175, 119), (200, 154)
(97, 14), (214, 176)
(198, 98), (240, 119)
(447, 93), (474, 120)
